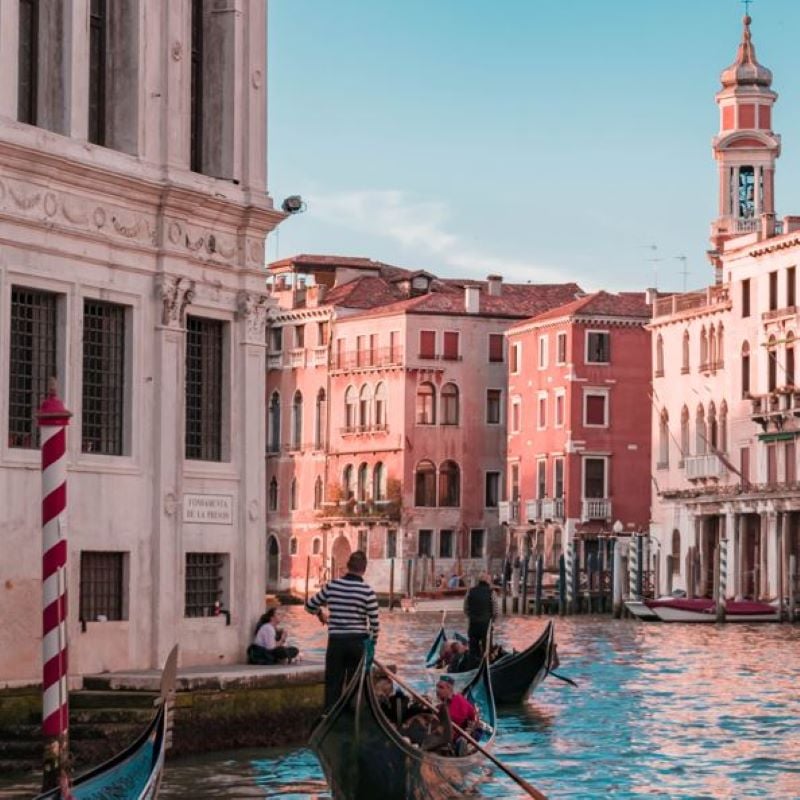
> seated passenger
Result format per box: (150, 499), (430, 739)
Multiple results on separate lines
(447, 572), (462, 589)
(435, 675), (478, 753)
(247, 608), (299, 665)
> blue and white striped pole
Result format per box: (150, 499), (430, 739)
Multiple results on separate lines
(566, 538), (574, 614)
(716, 539), (727, 622)
(628, 536), (638, 600)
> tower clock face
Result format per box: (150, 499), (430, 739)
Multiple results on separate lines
(738, 166), (756, 218)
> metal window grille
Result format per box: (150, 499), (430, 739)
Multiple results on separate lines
(88, 0), (107, 145)
(80, 551), (124, 621)
(185, 552), (223, 617)
(185, 316), (223, 461)
(18, 0), (39, 125)
(8, 287), (57, 448)
(82, 299), (126, 455)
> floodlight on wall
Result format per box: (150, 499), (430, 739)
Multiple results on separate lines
(281, 195), (306, 215)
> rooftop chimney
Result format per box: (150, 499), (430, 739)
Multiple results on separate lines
(465, 285), (480, 314)
(487, 274), (502, 297)
(645, 287), (657, 305)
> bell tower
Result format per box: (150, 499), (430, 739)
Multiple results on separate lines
(711, 14), (780, 251)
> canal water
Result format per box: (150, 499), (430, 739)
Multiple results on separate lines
(4, 610), (800, 799)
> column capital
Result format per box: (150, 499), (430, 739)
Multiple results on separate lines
(156, 274), (195, 329)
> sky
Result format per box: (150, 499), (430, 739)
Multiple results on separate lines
(267, 0), (800, 294)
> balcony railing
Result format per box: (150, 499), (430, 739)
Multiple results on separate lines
(750, 389), (800, 432)
(684, 454), (727, 480)
(312, 345), (328, 366)
(582, 498), (611, 521)
(340, 423), (389, 435)
(733, 217), (760, 234)
(332, 347), (404, 371)
(540, 497), (565, 520)
(498, 500), (520, 525)
(652, 284), (731, 319)
(288, 349), (306, 368)
(267, 353), (282, 370)
(318, 498), (400, 521)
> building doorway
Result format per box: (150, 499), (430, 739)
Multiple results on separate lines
(266, 534), (280, 590)
(331, 534), (351, 579)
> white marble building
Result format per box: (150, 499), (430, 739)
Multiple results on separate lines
(0, 1), (283, 681)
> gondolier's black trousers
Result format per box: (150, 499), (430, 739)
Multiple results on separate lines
(468, 620), (490, 664)
(324, 633), (368, 711)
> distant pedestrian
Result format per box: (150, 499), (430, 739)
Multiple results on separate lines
(305, 550), (379, 711)
(463, 571), (498, 664)
(247, 607), (299, 665)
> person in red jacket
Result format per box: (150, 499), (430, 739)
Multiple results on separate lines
(435, 675), (478, 753)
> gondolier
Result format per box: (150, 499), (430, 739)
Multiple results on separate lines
(463, 572), (498, 664)
(306, 550), (379, 711)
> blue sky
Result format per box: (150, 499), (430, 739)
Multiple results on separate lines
(267, 0), (800, 293)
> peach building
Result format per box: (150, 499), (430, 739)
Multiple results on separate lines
(263, 255), (581, 593)
(650, 14), (800, 601)
(503, 293), (652, 573)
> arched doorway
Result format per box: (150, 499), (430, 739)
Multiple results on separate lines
(331, 534), (351, 579)
(266, 534), (280, 590)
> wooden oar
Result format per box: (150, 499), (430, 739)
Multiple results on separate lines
(374, 658), (548, 800)
(547, 670), (578, 688)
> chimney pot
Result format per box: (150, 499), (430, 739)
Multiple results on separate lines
(487, 274), (503, 297)
(465, 285), (481, 314)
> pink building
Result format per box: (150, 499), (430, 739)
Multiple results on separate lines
(504, 292), (652, 571)
(651, 14), (800, 601)
(264, 255), (581, 594)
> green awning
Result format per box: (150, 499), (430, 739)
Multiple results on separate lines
(757, 431), (798, 442)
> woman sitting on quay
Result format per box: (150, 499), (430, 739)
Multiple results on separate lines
(247, 607), (300, 665)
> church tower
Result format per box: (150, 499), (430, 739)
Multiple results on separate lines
(711, 14), (780, 252)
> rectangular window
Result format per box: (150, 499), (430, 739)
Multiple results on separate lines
(556, 332), (567, 365)
(82, 299), (126, 456)
(439, 529), (454, 558)
(80, 551), (125, 622)
(18, 0), (39, 125)
(538, 393), (547, 429)
(470, 529), (485, 559)
(485, 472), (500, 508)
(586, 331), (610, 363)
(785, 441), (796, 484)
(742, 351), (750, 397)
(538, 335), (548, 369)
(369, 333), (378, 365)
(358, 529), (368, 553)
(419, 330), (436, 359)
(537, 460), (547, 499)
(788, 347), (795, 388)
(510, 342), (521, 373)
(443, 331), (459, 360)
(742, 279), (751, 318)
(585, 393), (607, 427)
(767, 443), (778, 484)
(270, 327), (283, 352)
(554, 458), (564, 498)
(418, 529), (433, 557)
(584, 458), (606, 498)
(511, 399), (521, 433)
(88, 0), (108, 146)
(740, 446), (750, 487)
(356, 335), (366, 367)
(555, 392), (565, 427)
(389, 331), (401, 363)
(488, 333), (504, 362)
(295, 324), (305, 349)
(335, 337), (345, 368)
(510, 463), (520, 501)
(185, 316), (224, 461)
(769, 271), (778, 311)
(386, 529), (397, 559)
(190, 0), (204, 171)
(317, 321), (329, 346)
(184, 552), (224, 617)
(788, 267), (796, 308)
(486, 389), (502, 425)
(8, 286), (58, 449)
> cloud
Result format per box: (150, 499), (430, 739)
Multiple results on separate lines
(307, 188), (567, 283)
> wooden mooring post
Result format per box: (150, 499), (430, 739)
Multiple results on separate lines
(789, 554), (797, 623)
(389, 557), (395, 611)
(534, 555), (543, 616)
(501, 556), (508, 615)
(304, 556), (311, 604)
(520, 556), (529, 615)
(612, 538), (623, 618)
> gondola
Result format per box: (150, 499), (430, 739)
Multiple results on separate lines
(425, 620), (556, 704)
(34, 645), (178, 800)
(310, 654), (497, 800)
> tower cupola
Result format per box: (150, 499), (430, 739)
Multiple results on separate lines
(710, 15), (780, 252)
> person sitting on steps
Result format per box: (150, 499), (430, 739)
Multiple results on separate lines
(247, 607), (299, 665)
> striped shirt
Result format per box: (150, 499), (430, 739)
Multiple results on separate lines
(306, 574), (380, 640)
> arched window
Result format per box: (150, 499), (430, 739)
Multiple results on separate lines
(314, 476), (323, 509)
(416, 382), (436, 425)
(658, 409), (669, 467)
(719, 400), (728, 453)
(438, 460), (461, 507)
(708, 324), (717, 371)
(695, 404), (706, 455)
(680, 405), (690, 460)
(289, 536), (298, 556)
(717, 323), (724, 369)
(741, 340), (751, 397)
(290, 478), (298, 510)
(708, 402), (718, 450)
(312, 537), (322, 556)
(359, 384), (372, 429)
(291, 390), (303, 449)
(268, 477), (278, 511)
(414, 460), (437, 506)
(344, 386), (357, 431)
(655, 334), (664, 377)
(373, 462), (386, 501)
(315, 389), (326, 449)
(441, 383), (460, 425)
(671, 530), (681, 575)
(768, 335), (778, 392)
(268, 392), (281, 452)
(343, 464), (355, 501)
(786, 332), (795, 388)
(357, 462), (369, 502)
(682, 330), (690, 373)
(699, 327), (708, 370)
(374, 382), (387, 429)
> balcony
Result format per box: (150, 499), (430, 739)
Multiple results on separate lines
(340, 423), (389, 436)
(312, 345), (328, 366)
(318, 498), (400, 521)
(540, 497), (565, 521)
(684, 454), (728, 481)
(581, 498), (611, 521)
(652, 284), (731, 320)
(288, 349), (306, 368)
(267, 352), (282, 370)
(332, 347), (404, 372)
(750, 389), (800, 433)
(498, 500), (520, 525)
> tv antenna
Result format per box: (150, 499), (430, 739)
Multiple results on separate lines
(674, 256), (689, 292)
(640, 244), (663, 290)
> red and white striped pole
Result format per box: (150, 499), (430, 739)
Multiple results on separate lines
(37, 378), (72, 792)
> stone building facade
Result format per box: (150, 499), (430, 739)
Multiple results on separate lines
(0, 1), (283, 681)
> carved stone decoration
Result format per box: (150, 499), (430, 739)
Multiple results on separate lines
(168, 221), (182, 245)
(0, 180), (6, 203)
(237, 290), (269, 342)
(171, 41), (183, 61)
(215, 236), (237, 260)
(43, 192), (58, 217)
(185, 230), (205, 252)
(93, 207), (107, 228)
(163, 492), (178, 516)
(248, 238), (264, 265)
(9, 183), (41, 210)
(156, 274), (196, 328)
(111, 213), (142, 239)
(62, 199), (89, 225)
(248, 499), (260, 522)
(252, 69), (263, 89)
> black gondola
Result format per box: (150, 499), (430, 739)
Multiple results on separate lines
(34, 645), (177, 800)
(310, 655), (497, 800)
(425, 620), (555, 704)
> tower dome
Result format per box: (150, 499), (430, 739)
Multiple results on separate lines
(720, 15), (773, 89)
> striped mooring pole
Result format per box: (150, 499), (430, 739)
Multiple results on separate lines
(716, 539), (728, 622)
(628, 536), (638, 600)
(565, 539), (574, 613)
(38, 380), (72, 792)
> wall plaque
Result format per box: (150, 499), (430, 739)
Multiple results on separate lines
(183, 494), (234, 525)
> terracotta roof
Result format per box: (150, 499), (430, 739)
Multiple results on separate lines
(268, 254), (386, 272)
(520, 291), (651, 325)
